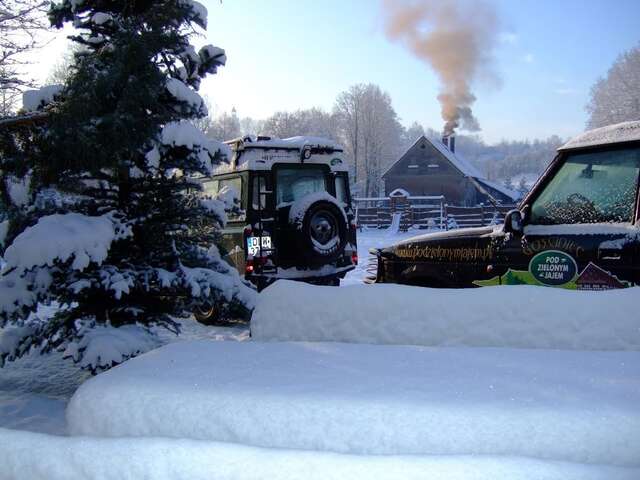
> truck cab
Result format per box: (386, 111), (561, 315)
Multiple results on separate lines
(371, 121), (640, 290)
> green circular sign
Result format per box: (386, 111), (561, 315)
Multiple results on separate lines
(529, 250), (577, 286)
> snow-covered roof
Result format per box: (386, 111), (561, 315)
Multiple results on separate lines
(474, 178), (520, 202)
(559, 120), (640, 151)
(428, 136), (485, 179)
(382, 136), (484, 180)
(212, 136), (347, 175)
(389, 188), (410, 197)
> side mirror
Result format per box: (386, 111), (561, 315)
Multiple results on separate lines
(504, 209), (524, 234)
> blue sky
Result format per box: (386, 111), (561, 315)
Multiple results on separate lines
(197, 0), (639, 143)
(34, 0), (639, 143)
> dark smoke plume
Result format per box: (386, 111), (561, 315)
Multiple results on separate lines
(383, 0), (500, 136)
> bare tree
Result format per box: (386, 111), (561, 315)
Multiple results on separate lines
(360, 85), (403, 197)
(335, 84), (402, 197)
(190, 94), (215, 134)
(334, 84), (366, 185)
(401, 121), (426, 151)
(261, 111), (301, 139)
(239, 116), (265, 136)
(586, 44), (640, 129)
(0, 0), (49, 113)
(261, 108), (338, 140)
(205, 107), (241, 141)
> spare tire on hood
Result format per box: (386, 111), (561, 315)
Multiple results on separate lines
(287, 192), (348, 265)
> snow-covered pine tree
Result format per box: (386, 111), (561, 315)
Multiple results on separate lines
(0, 0), (255, 372)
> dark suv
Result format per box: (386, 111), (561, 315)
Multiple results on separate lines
(370, 121), (640, 290)
(204, 136), (357, 293)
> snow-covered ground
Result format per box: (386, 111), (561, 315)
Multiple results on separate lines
(65, 341), (640, 466)
(341, 227), (420, 285)
(1, 227), (638, 479)
(0, 228), (399, 435)
(0, 319), (249, 435)
(4, 427), (636, 480)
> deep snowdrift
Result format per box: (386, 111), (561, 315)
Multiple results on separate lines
(2, 427), (638, 480)
(252, 281), (640, 350)
(66, 340), (640, 467)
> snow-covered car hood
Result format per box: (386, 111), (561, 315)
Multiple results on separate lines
(381, 226), (497, 252)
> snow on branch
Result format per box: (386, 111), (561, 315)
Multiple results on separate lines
(179, 264), (256, 309)
(178, 0), (208, 29)
(3, 212), (131, 274)
(165, 78), (207, 116)
(63, 323), (158, 372)
(160, 120), (231, 174)
(0, 324), (36, 367)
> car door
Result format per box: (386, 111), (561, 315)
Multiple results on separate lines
(494, 144), (640, 289)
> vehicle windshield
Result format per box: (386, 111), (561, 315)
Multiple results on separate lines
(530, 147), (640, 225)
(276, 167), (327, 205)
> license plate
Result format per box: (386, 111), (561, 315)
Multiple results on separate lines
(247, 236), (272, 256)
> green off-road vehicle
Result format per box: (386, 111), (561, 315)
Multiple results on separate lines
(370, 121), (640, 290)
(202, 136), (357, 297)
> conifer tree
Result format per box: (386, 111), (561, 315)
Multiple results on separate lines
(0, 0), (255, 371)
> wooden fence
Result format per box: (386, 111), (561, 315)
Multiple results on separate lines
(354, 196), (516, 231)
(443, 204), (515, 230)
(354, 196), (445, 230)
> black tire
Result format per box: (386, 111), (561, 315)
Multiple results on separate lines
(193, 303), (218, 325)
(296, 200), (347, 265)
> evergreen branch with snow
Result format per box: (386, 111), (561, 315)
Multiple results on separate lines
(0, 0), (256, 371)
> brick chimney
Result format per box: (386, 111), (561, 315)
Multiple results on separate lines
(441, 135), (456, 153)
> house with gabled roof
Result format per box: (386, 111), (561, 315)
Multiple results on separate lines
(576, 262), (628, 290)
(382, 136), (519, 207)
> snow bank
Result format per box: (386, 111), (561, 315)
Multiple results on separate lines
(252, 282), (640, 351)
(1, 428), (637, 480)
(251, 281), (640, 350)
(66, 341), (640, 467)
(3, 212), (129, 273)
